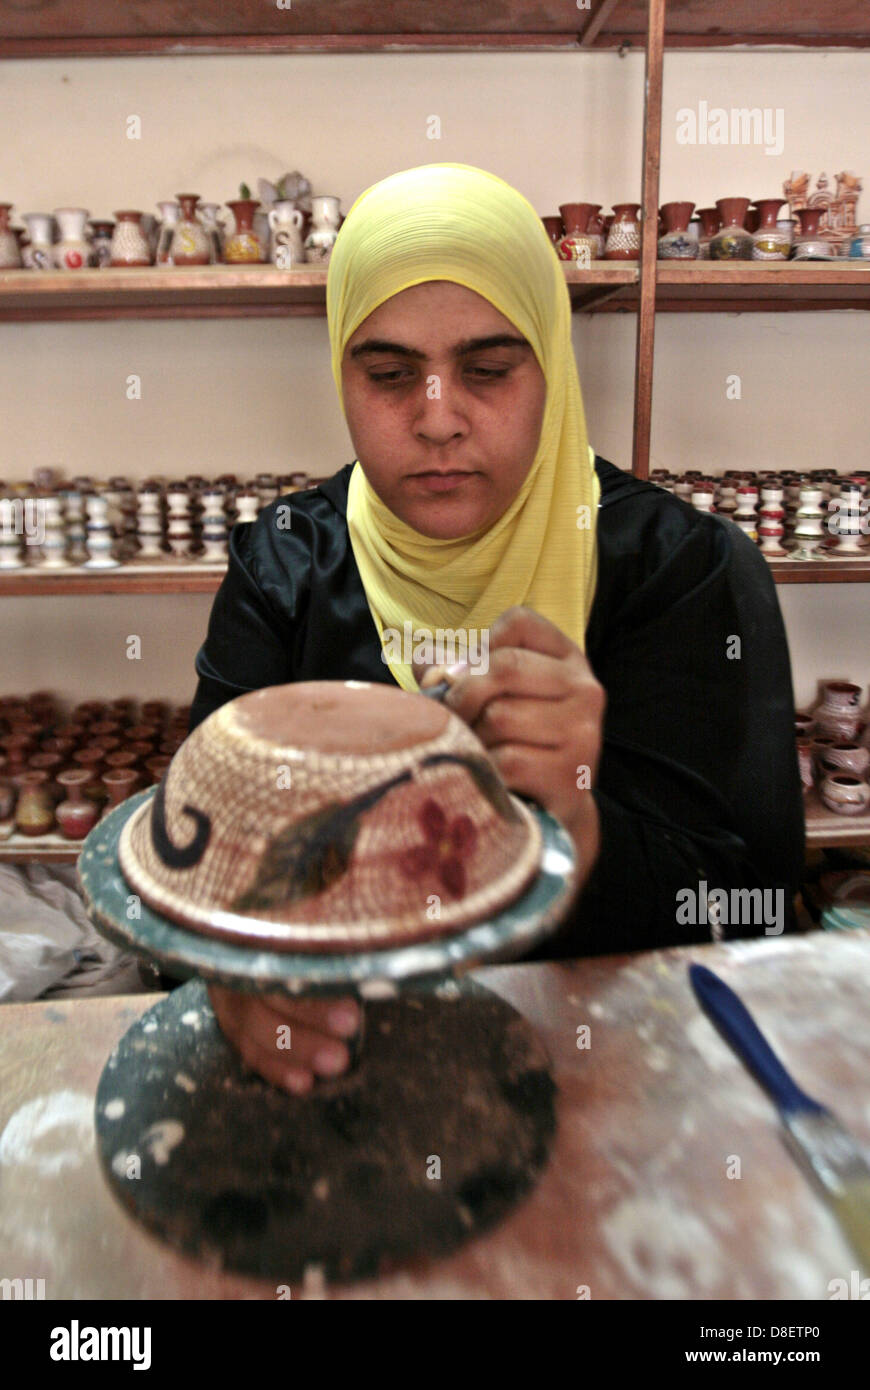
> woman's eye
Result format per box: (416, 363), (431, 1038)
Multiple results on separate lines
(369, 369), (413, 384)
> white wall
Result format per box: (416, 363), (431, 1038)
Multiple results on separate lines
(1, 49), (868, 710)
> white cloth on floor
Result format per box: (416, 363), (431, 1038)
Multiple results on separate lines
(0, 862), (144, 1002)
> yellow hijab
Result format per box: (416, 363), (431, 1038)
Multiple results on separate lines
(326, 162), (599, 692)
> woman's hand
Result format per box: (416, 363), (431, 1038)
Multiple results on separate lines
(417, 606), (605, 887)
(206, 984), (361, 1095)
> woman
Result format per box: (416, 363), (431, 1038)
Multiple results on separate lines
(190, 164), (803, 1094)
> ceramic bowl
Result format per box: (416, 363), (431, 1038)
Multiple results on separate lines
(118, 681), (543, 952)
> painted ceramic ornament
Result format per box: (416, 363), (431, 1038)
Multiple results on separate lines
(657, 202), (697, 259)
(303, 194), (341, 264)
(117, 681), (545, 952)
(604, 203), (641, 260)
(709, 198), (753, 260)
(224, 199), (264, 263)
(169, 194), (211, 266)
(557, 203), (600, 264)
(110, 211), (151, 267)
(751, 199), (789, 260)
(52, 208), (95, 270)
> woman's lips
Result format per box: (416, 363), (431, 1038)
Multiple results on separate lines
(410, 471), (477, 493)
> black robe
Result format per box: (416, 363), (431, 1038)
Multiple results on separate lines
(190, 456), (805, 957)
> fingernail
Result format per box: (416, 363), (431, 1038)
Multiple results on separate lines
(327, 1005), (359, 1038)
(284, 1069), (313, 1096)
(313, 1043), (350, 1077)
(446, 661), (468, 679)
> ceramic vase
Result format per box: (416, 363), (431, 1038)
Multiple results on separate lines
(155, 201), (180, 265)
(169, 194), (211, 266)
(56, 768), (99, 839)
(303, 195), (341, 265)
(235, 490), (260, 524)
(199, 490), (228, 561)
(709, 198), (753, 260)
(751, 199), (789, 260)
(0, 203), (22, 268)
(848, 224), (870, 260)
(13, 770), (55, 836)
(557, 203), (600, 265)
(541, 216), (563, 246)
(820, 773), (870, 817)
(198, 203), (224, 263)
(101, 768), (140, 817)
(604, 204), (641, 260)
(815, 682), (863, 741)
(52, 208), (95, 270)
(268, 201), (305, 269)
(21, 213), (54, 270)
(88, 220), (115, 268)
(136, 488), (164, 559)
(696, 208), (721, 260)
(110, 212), (151, 267)
(792, 208), (831, 261)
(690, 484), (716, 513)
(224, 199), (264, 264)
(657, 202), (697, 259)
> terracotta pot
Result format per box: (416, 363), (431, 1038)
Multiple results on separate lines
(125, 723), (160, 742)
(110, 211), (151, 268)
(144, 755), (172, 784)
(541, 215), (563, 244)
(90, 719), (122, 737)
(104, 750), (139, 772)
(224, 199), (264, 264)
(169, 194), (211, 267)
(73, 701), (106, 723)
(56, 768), (100, 839)
(604, 203), (641, 261)
(557, 202), (601, 263)
(13, 770), (55, 835)
(658, 202), (697, 260)
(751, 199), (789, 261)
(101, 767), (140, 816)
(27, 751), (64, 801)
(142, 701), (168, 724)
(72, 747), (106, 802)
(710, 198), (753, 260)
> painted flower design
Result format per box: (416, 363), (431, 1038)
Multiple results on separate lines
(399, 797), (478, 898)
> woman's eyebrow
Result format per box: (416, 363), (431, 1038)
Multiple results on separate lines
(349, 333), (531, 360)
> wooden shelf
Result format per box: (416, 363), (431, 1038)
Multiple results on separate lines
(0, 564), (226, 596)
(2, 1), (870, 58)
(804, 789), (870, 849)
(653, 262), (870, 313)
(5, 263), (870, 323)
(767, 555), (870, 583)
(0, 833), (80, 864)
(0, 265), (639, 321)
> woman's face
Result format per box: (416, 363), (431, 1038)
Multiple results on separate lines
(341, 281), (546, 539)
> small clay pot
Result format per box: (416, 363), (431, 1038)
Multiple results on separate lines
(144, 755), (172, 784)
(124, 724), (160, 742)
(13, 770), (55, 835)
(86, 736), (122, 755)
(104, 750), (139, 772)
(101, 767), (140, 816)
(56, 768), (100, 840)
(90, 719), (122, 737)
(822, 742), (870, 779)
